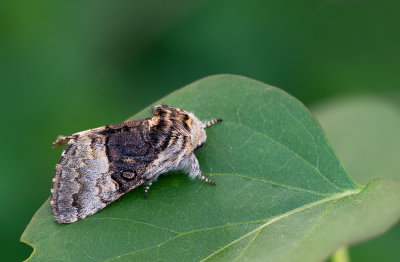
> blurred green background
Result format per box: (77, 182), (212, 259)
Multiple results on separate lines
(1, 0), (399, 261)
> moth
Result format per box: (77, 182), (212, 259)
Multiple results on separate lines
(51, 105), (222, 223)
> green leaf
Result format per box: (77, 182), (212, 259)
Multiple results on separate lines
(21, 75), (400, 262)
(312, 97), (400, 262)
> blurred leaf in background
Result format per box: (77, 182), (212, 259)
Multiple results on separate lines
(1, 0), (399, 261)
(313, 97), (400, 185)
(313, 97), (400, 262)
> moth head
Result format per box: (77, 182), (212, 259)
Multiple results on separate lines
(188, 112), (207, 152)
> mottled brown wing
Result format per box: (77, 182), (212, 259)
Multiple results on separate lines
(51, 134), (113, 223)
(51, 120), (157, 223)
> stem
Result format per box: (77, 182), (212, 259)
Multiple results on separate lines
(330, 247), (350, 262)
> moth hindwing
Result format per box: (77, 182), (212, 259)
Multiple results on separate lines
(50, 105), (222, 223)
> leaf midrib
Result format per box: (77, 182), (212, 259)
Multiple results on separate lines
(102, 189), (361, 261)
(209, 173), (331, 196)
(199, 189), (360, 261)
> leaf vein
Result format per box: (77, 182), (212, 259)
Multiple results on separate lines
(102, 234), (182, 262)
(234, 228), (262, 262)
(276, 101), (320, 171)
(225, 120), (345, 192)
(88, 217), (179, 234)
(208, 173), (330, 197)
(298, 199), (339, 245)
(97, 190), (355, 261)
(199, 189), (360, 261)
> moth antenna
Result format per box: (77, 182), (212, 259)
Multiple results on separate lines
(204, 118), (223, 128)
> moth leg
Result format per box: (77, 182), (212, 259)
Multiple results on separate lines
(179, 153), (216, 185)
(200, 172), (216, 185)
(203, 118), (223, 128)
(144, 179), (156, 199)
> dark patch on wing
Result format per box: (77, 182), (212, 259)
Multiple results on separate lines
(100, 120), (160, 195)
(99, 116), (185, 195)
(106, 128), (157, 175)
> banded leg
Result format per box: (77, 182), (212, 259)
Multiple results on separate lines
(200, 172), (216, 185)
(144, 180), (155, 199)
(204, 118), (223, 127)
(177, 153), (217, 185)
